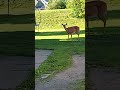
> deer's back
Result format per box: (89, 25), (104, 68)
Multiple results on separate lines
(85, 1), (107, 18)
(66, 26), (79, 33)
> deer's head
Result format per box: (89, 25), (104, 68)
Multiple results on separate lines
(62, 23), (67, 28)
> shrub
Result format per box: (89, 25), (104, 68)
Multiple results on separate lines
(72, 0), (85, 18)
(66, 0), (74, 9)
(47, 0), (66, 9)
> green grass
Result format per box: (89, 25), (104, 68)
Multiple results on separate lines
(35, 9), (85, 30)
(35, 9), (85, 78)
(35, 38), (85, 77)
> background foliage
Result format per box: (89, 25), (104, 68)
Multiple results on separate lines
(72, 0), (85, 18)
(47, 0), (66, 9)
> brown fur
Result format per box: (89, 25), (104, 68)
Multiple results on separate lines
(85, 1), (107, 30)
(62, 24), (80, 39)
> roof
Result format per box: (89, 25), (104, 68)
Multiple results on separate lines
(35, 0), (48, 9)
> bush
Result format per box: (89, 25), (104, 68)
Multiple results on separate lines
(66, 0), (74, 9)
(47, 0), (66, 9)
(72, 0), (85, 18)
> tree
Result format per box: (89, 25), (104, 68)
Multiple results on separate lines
(72, 0), (85, 18)
(66, 0), (74, 9)
(47, 0), (66, 9)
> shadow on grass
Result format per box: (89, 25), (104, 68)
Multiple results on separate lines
(35, 30), (85, 36)
(89, 10), (120, 21)
(35, 37), (85, 54)
(108, 10), (120, 19)
(0, 14), (34, 24)
(86, 26), (120, 67)
(86, 27), (120, 41)
(0, 31), (34, 56)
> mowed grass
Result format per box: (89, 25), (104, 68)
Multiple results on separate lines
(35, 9), (85, 78)
(35, 9), (85, 31)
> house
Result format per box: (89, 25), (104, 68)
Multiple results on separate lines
(35, 0), (48, 10)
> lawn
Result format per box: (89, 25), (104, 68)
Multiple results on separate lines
(35, 9), (85, 78)
(35, 9), (85, 31)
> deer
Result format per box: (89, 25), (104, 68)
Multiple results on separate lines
(85, 1), (107, 33)
(62, 23), (80, 39)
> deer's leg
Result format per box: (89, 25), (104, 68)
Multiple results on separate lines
(86, 20), (90, 35)
(38, 26), (39, 32)
(77, 34), (79, 39)
(71, 34), (72, 38)
(103, 19), (106, 34)
(85, 17), (89, 29)
(86, 21), (89, 29)
(104, 19), (106, 28)
(68, 34), (69, 39)
(37, 26), (39, 32)
(98, 15), (106, 27)
(98, 15), (106, 33)
(87, 22), (90, 35)
(102, 18), (106, 28)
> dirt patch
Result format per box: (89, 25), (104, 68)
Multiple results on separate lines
(35, 55), (85, 90)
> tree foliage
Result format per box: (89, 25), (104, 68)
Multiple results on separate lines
(47, 0), (66, 9)
(66, 0), (74, 9)
(72, 0), (85, 18)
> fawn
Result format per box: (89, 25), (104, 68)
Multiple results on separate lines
(85, 1), (107, 31)
(62, 23), (80, 39)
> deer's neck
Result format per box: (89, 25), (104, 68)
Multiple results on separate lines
(63, 26), (67, 31)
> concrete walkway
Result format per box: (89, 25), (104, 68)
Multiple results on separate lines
(35, 55), (85, 90)
(0, 55), (34, 89)
(35, 50), (53, 69)
(0, 50), (52, 89)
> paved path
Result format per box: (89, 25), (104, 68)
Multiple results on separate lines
(35, 50), (53, 69)
(35, 55), (85, 90)
(0, 50), (52, 89)
(0, 55), (34, 89)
